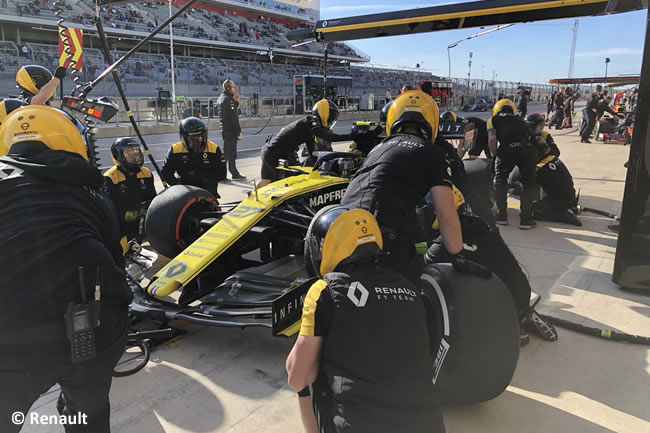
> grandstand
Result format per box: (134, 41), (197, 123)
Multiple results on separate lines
(0, 0), (550, 112)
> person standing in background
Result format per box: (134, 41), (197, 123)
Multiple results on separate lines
(217, 79), (246, 181)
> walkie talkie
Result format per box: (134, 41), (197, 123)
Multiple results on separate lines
(64, 266), (102, 363)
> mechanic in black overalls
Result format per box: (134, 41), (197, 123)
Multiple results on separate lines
(256, 99), (353, 188)
(286, 206), (446, 433)
(525, 113), (580, 226)
(104, 137), (157, 242)
(217, 79), (246, 181)
(16, 64), (66, 105)
(341, 90), (463, 284)
(580, 85), (602, 143)
(517, 87), (528, 117)
(488, 98), (538, 229)
(161, 116), (227, 198)
(0, 105), (131, 433)
(440, 111), (491, 158)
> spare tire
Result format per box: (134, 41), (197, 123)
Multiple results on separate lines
(463, 158), (496, 227)
(145, 185), (218, 258)
(420, 264), (519, 405)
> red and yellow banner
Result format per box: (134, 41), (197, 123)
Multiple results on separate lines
(58, 27), (83, 71)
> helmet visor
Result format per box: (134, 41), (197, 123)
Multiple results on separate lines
(186, 133), (206, 152)
(123, 147), (144, 165)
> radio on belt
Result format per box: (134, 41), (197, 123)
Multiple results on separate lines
(64, 266), (102, 363)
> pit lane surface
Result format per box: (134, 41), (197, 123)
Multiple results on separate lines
(24, 105), (650, 433)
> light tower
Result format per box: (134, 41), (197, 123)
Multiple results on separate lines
(568, 20), (579, 79)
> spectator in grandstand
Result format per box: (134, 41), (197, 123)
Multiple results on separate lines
(16, 64), (66, 106)
(217, 79), (246, 181)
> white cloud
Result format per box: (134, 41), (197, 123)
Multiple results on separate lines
(576, 48), (643, 57)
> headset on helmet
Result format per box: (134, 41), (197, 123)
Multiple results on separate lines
(111, 137), (144, 174)
(385, 90), (439, 139)
(440, 111), (457, 123)
(525, 113), (546, 136)
(312, 99), (339, 128)
(306, 205), (383, 277)
(179, 117), (208, 153)
(0, 99), (28, 125)
(16, 65), (53, 98)
(492, 98), (517, 116)
(0, 105), (88, 159)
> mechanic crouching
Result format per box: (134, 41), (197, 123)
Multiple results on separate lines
(341, 90), (462, 284)
(0, 105), (132, 433)
(161, 116), (227, 198)
(287, 206), (446, 433)
(256, 99), (355, 188)
(104, 137), (157, 242)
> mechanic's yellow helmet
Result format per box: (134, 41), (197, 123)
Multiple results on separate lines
(433, 185), (466, 230)
(0, 98), (28, 126)
(16, 65), (53, 97)
(492, 98), (517, 116)
(306, 205), (383, 277)
(0, 105), (88, 159)
(386, 90), (439, 140)
(312, 99), (339, 128)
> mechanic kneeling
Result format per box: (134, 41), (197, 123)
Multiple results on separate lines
(257, 99), (355, 188)
(286, 205), (446, 433)
(104, 137), (157, 242)
(341, 90), (462, 283)
(161, 116), (227, 198)
(0, 105), (132, 433)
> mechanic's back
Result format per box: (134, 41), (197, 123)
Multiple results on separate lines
(0, 105), (131, 433)
(287, 206), (445, 433)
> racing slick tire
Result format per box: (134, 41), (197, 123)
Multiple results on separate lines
(462, 158), (496, 226)
(145, 185), (218, 258)
(420, 264), (520, 405)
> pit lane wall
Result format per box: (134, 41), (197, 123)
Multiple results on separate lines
(94, 110), (380, 139)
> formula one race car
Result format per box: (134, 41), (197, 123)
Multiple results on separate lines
(128, 123), (520, 404)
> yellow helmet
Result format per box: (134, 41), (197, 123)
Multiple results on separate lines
(433, 185), (466, 230)
(386, 90), (439, 140)
(312, 99), (339, 128)
(306, 205), (383, 277)
(0, 105), (88, 159)
(0, 99), (28, 126)
(492, 98), (517, 116)
(16, 65), (53, 97)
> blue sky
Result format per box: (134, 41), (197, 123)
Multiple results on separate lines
(319, 0), (646, 83)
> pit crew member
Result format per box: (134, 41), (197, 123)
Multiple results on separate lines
(161, 116), (227, 198)
(256, 99), (353, 188)
(341, 90), (462, 283)
(287, 206), (446, 433)
(16, 64), (66, 105)
(440, 111), (490, 159)
(217, 79), (246, 181)
(104, 137), (157, 241)
(488, 98), (538, 229)
(0, 105), (131, 433)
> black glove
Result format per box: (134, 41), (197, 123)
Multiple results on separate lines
(451, 253), (492, 279)
(54, 66), (67, 80)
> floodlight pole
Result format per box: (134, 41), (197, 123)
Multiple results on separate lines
(169, 0), (177, 122)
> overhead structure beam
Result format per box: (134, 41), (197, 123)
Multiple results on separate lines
(549, 76), (641, 84)
(287, 0), (646, 42)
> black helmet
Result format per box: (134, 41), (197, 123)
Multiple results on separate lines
(312, 99), (339, 128)
(379, 101), (391, 127)
(525, 113), (546, 136)
(440, 111), (457, 123)
(0, 98), (28, 125)
(179, 117), (208, 153)
(305, 205), (383, 277)
(16, 65), (53, 98)
(111, 137), (144, 174)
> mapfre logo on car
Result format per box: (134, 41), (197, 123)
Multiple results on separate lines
(309, 188), (346, 208)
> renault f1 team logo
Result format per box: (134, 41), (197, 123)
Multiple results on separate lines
(347, 281), (369, 307)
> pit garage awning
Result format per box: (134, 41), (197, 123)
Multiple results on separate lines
(287, 0), (647, 42)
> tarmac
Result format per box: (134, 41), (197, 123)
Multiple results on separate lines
(22, 112), (650, 433)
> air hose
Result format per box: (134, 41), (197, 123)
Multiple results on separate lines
(539, 314), (650, 346)
(251, 103), (277, 135)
